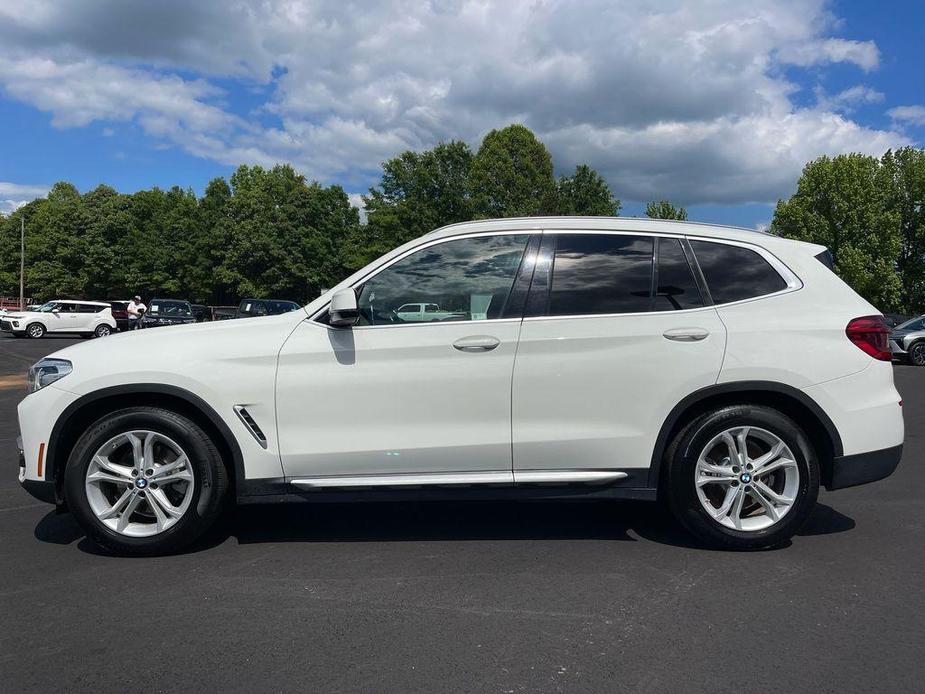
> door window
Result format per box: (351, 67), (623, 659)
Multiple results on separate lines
(689, 240), (787, 304)
(655, 238), (703, 311)
(356, 234), (530, 326)
(547, 234), (653, 316)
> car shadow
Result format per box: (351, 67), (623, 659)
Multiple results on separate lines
(33, 499), (855, 556)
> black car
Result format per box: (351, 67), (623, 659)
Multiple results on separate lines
(142, 299), (196, 328)
(235, 298), (301, 318)
(190, 304), (212, 322)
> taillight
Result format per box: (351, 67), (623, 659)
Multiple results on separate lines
(846, 315), (891, 361)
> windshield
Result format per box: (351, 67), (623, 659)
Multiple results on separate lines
(896, 316), (925, 331)
(267, 301), (299, 315)
(149, 301), (192, 316)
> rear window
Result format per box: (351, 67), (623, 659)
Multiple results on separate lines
(689, 240), (787, 304)
(815, 249), (835, 271)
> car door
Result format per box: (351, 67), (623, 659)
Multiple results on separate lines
(511, 231), (727, 484)
(75, 303), (100, 331)
(48, 302), (79, 331)
(275, 232), (537, 482)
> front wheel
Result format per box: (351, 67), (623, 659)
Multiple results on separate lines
(665, 405), (819, 550)
(908, 342), (925, 366)
(64, 407), (229, 555)
(25, 323), (45, 339)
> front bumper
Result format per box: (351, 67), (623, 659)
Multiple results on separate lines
(889, 338), (906, 356)
(828, 444), (903, 490)
(16, 435), (56, 503)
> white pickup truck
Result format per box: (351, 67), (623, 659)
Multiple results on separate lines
(394, 303), (466, 322)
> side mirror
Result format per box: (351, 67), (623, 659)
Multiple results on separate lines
(328, 288), (359, 327)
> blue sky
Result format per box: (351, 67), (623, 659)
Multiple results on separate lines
(1, 0), (923, 229)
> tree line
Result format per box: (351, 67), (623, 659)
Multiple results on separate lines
(3, 122), (922, 313)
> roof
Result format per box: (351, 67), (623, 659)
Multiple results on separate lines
(50, 299), (110, 306)
(425, 216), (775, 245)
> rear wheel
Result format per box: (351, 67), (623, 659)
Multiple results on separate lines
(64, 407), (229, 555)
(665, 405), (819, 550)
(908, 341), (925, 366)
(94, 324), (113, 338)
(26, 323), (45, 339)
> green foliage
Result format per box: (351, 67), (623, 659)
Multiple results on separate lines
(469, 124), (557, 218)
(881, 147), (925, 312)
(0, 123), (631, 304)
(771, 153), (903, 312)
(646, 200), (687, 220)
(556, 165), (621, 216)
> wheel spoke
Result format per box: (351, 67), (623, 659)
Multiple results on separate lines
(87, 470), (132, 486)
(150, 456), (191, 484)
(142, 432), (156, 470)
(125, 433), (144, 469)
(752, 479), (793, 505)
(749, 484), (779, 522)
(730, 486), (746, 529)
(735, 427), (750, 466)
(93, 455), (134, 481)
(98, 488), (133, 520)
(712, 485), (739, 519)
(753, 456), (796, 477)
(116, 492), (142, 532)
(148, 488), (184, 519)
(146, 491), (170, 532)
(721, 432), (739, 465)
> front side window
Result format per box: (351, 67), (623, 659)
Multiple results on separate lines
(547, 234), (653, 316)
(357, 234), (530, 325)
(690, 240), (787, 304)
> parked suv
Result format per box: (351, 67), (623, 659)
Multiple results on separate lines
(1, 300), (116, 338)
(235, 298), (300, 318)
(17, 218), (903, 555)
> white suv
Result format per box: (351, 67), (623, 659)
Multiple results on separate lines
(16, 218), (903, 554)
(1, 300), (116, 339)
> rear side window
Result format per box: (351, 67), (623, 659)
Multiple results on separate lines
(655, 238), (703, 311)
(548, 234), (653, 316)
(689, 240), (787, 304)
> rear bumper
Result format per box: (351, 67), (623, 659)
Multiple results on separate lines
(828, 444), (903, 490)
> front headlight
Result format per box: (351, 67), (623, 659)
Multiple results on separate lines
(27, 358), (72, 393)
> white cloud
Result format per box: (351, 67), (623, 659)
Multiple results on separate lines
(0, 0), (911, 206)
(0, 182), (49, 214)
(778, 38), (880, 71)
(888, 105), (925, 127)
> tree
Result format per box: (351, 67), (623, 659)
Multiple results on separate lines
(771, 154), (902, 311)
(555, 165), (621, 216)
(469, 124), (557, 218)
(881, 147), (925, 312)
(359, 140), (473, 269)
(646, 200), (687, 220)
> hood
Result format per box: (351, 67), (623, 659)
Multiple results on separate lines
(42, 309), (308, 396)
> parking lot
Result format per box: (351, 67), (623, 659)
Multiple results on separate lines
(1, 334), (923, 693)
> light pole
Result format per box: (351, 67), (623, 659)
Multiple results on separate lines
(19, 214), (25, 310)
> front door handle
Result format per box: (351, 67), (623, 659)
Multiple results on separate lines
(663, 327), (709, 342)
(453, 335), (501, 352)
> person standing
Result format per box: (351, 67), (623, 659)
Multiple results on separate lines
(127, 295), (146, 330)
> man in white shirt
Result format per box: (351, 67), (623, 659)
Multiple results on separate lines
(127, 296), (146, 330)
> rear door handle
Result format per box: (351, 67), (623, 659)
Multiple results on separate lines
(663, 327), (709, 342)
(453, 335), (501, 352)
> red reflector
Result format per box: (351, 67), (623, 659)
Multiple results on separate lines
(846, 315), (891, 361)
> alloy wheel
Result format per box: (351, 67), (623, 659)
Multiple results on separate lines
(911, 343), (925, 366)
(84, 430), (195, 537)
(694, 426), (799, 532)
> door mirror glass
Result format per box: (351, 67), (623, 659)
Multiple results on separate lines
(329, 288), (359, 327)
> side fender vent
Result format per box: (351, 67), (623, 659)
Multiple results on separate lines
(233, 405), (268, 449)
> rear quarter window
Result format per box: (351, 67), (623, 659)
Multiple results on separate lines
(689, 240), (787, 304)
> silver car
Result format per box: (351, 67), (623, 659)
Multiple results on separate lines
(890, 315), (925, 365)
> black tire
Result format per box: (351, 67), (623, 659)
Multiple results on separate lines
(908, 341), (925, 366)
(64, 407), (229, 556)
(94, 324), (113, 338)
(25, 322), (45, 339)
(665, 404), (819, 550)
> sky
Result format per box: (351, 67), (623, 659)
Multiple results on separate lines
(0, 0), (923, 229)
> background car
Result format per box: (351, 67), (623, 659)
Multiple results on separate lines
(190, 304), (212, 322)
(109, 300), (130, 331)
(890, 315), (925, 365)
(235, 298), (301, 318)
(0, 299), (116, 338)
(141, 299), (196, 328)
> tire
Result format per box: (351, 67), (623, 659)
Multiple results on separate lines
(64, 407), (229, 556)
(94, 324), (113, 338)
(25, 322), (45, 339)
(908, 341), (925, 366)
(665, 404), (819, 550)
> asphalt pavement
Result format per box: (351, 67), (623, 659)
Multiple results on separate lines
(1, 332), (923, 693)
